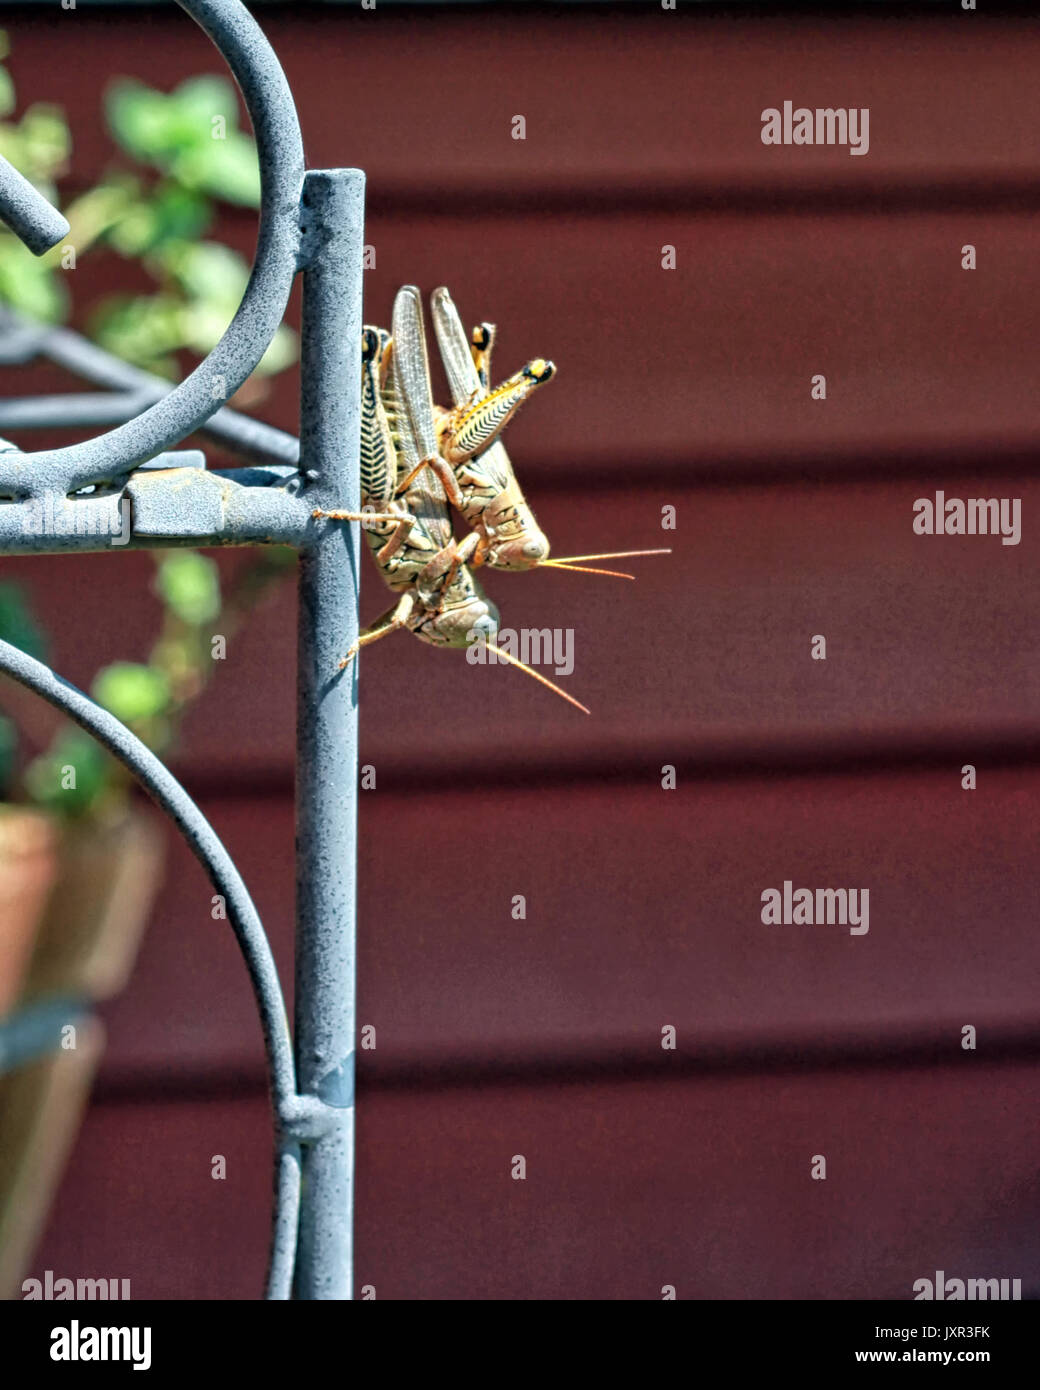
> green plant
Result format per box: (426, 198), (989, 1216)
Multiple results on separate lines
(0, 35), (301, 816)
(0, 30), (295, 381)
(0, 546), (295, 820)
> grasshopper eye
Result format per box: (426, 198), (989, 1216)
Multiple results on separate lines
(523, 538), (547, 560)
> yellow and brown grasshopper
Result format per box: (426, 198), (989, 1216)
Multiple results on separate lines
(313, 287), (589, 713)
(429, 285), (669, 578)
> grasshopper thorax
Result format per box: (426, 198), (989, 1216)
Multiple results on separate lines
(410, 575), (499, 650)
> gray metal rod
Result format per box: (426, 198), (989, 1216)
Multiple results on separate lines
(0, 154), (69, 256)
(0, 635), (299, 1298)
(0, 393), (154, 431)
(292, 168), (364, 1300)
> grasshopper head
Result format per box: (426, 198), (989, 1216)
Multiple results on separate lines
(415, 591), (499, 650)
(523, 358), (556, 385)
(483, 528), (551, 571)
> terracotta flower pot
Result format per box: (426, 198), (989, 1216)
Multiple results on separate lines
(0, 804), (166, 1299)
(0, 808), (59, 1017)
(23, 806), (166, 1002)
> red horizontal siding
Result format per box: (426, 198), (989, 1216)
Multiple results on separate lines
(8, 7), (1040, 196)
(2, 3), (1038, 1300)
(3, 475), (1037, 778)
(32, 1060), (1040, 1300)
(81, 763), (1040, 1087)
(10, 210), (1040, 477)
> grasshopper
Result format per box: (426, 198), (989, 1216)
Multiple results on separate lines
(429, 285), (670, 577)
(313, 287), (589, 713)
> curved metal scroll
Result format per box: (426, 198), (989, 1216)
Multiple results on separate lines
(0, 155), (69, 255)
(0, 0), (305, 499)
(0, 637), (300, 1300)
(0, 0), (321, 1299)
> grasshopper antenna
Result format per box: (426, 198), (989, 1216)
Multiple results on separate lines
(484, 641), (590, 715)
(540, 561), (636, 579)
(538, 548), (672, 580)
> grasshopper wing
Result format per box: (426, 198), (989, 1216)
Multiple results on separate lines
(430, 286), (513, 493)
(431, 286), (483, 404)
(360, 326), (396, 508)
(390, 285), (452, 550)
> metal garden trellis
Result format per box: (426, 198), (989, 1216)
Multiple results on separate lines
(0, 0), (363, 1299)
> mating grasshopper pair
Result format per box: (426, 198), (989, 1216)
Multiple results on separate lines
(314, 285), (667, 713)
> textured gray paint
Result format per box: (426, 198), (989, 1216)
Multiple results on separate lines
(0, 0), (366, 1300)
(292, 168), (365, 1302)
(0, 154), (69, 256)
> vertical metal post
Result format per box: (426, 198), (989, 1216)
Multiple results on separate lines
(294, 167), (365, 1299)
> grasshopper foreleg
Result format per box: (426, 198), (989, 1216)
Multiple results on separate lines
(414, 530), (479, 607)
(375, 515), (419, 565)
(338, 592), (415, 670)
(312, 508), (401, 523)
(438, 531), (480, 595)
(312, 507), (418, 565)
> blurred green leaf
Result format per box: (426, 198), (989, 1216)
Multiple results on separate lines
(54, 175), (143, 260)
(106, 79), (192, 164)
(0, 238), (66, 320)
(106, 75), (258, 205)
(172, 74), (240, 133)
(180, 299), (234, 355)
(153, 552), (220, 626)
(0, 582), (49, 662)
(161, 239), (245, 305)
(18, 103), (70, 179)
(24, 730), (108, 816)
(170, 131), (260, 205)
(150, 630), (207, 694)
(89, 291), (185, 374)
(256, 324), (297, 377)
(106, 202), (159, 259)
(0, 68), (14, 121)
(0, 123), (19, 165)
(106, 181), (210, 257)
(91, 662), (170, 724)
(0, 714), (15, 801)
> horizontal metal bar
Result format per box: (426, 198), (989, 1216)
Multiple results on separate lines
(0, 155), (70, 256)
(0, 308), (301, 470)
(0, 462), (321, 553)
(0, 392), (156, 432)
(135, 449), (207, 471)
